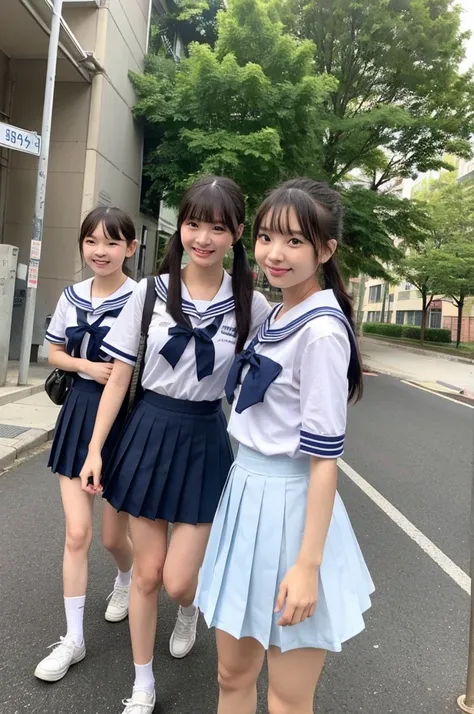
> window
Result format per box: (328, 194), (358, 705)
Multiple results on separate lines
(404, 282), (413, 290)
(367, 311), (381, 323)
(396, 311), (405, 325)
(369, 284), (383, 303)
(397, 310), (423, 326)
(429, 309), (442, 329)
(389, 294), (394, 303)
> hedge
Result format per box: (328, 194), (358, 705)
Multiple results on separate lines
(363, 322), (452, 343)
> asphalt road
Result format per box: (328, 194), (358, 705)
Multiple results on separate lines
(0, 373), (472, 714)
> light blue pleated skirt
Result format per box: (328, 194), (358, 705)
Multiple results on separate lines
(195, 445), (375, 653)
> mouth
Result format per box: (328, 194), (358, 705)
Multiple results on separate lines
(267, 266), (290, 277)
(192, 247), (214, 258)
(92, 259), (110, 268)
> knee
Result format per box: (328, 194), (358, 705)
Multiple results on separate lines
(218, 661), (258, 695)
(133, 563), (163, 597)
(163, 570), (195, 604)
(65, 525), (92, 554)
(268, 688), (308, 714)
(102, 527), (125, 554)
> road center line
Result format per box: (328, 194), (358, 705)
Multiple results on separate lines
(338, 458), (471, 595)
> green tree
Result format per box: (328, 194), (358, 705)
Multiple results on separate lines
(284, 0), (474, 188)
(397, 247), (441, 344)
(433, 239), (474, 346)
(133, 0), (431, 274)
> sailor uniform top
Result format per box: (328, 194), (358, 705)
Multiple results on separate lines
(226, 289), (356, 459)
(46, 277), (137, 380)
(102, 271), (271, 402)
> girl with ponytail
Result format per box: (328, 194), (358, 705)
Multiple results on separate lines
(80, 176), (269, 714)
(196, 178), (373, 714)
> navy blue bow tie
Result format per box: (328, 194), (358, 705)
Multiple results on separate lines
(66, 307), (121, 362)
(225, 341), (282, 413)
(160, 315), (223, 381)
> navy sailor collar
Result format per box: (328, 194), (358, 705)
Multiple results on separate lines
(64, 277), (136, 317)
(255, 289), (354, 343)
(155, 271), (235, 319)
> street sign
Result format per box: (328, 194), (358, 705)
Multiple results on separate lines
(0, 122), (41, 157)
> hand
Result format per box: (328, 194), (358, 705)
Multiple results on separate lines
(84, 361), (113, 385)
(275, 563), (319, 627)
(80, 450), (103, 495)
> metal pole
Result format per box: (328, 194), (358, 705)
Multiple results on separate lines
(17, 0), (63, 385)
(457, 448), (474, 713)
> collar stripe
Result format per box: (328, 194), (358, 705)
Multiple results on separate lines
(154, 277), (235, 318)
(257, 305), (354, 343)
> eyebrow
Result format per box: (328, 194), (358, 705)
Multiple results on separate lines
(259, 225), (305, 237)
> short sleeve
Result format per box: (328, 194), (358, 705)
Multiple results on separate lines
(101, 278), (148, 366)
(249, 290), (271, 338)
(46, 292), (68, 345)
(299, 329), (350, 459)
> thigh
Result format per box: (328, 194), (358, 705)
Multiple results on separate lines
(267, 646), (326, 711)
(129, 516), (168, 572)
(101, 499), (129, 541)
(59, 475), (94, 533)
(216, 630), (265, 687)
(163, 522), (212, 585)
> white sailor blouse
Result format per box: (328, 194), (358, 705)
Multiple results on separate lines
(45, 277), (136, 380)
(101, 272), (270, 402)
(226, 289), (357, 459)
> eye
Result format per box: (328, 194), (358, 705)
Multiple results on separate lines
(85, 239), (95, 245)
(187, 221), (198, 228)
(213, 225), (225, 232)
(257, 233), (271, 243)
(289, 237), (303, 246)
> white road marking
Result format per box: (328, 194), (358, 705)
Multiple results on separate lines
(401, 380), (474, 409)
(338, 458), (471, 595)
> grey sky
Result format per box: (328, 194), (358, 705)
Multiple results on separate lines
(459, 0), (474, 69)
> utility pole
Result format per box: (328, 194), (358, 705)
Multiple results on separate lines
(18, 0), (63, 385)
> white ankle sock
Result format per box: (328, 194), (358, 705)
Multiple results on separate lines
(116, 567), (132, 588)
(133, 659), (155, 695)
(64, 595), (85, 647)
(181, 605), (196, 617)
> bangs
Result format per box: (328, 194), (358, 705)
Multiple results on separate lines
(179, 183), (241, 234)
(81, 208), (125, 243)
(253, 187), (326, 249)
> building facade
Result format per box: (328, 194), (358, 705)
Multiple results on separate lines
(0, 0), (175, 360)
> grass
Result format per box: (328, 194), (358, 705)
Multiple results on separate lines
(362, 333), (474, 360)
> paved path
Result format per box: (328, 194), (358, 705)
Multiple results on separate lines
(0, 373), (472, 713)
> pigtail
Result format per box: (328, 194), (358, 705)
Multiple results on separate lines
(158, 231), (191, 328)
(322, 255), (363, 403)
(231, 240), (253, 353)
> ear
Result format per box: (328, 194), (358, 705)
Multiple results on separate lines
(126, 239), (138, 259)
(319, 239), (337, 264)
(233, 224), (244, 244)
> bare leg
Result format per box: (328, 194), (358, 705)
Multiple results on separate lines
(267, 645), (326, 714)
(101, 501), (133, 573)
(163, 522), (212, 605)
(216, 630), (265, 714)
(59, 476), (94, 596)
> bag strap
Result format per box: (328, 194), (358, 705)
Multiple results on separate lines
(128, 276), (156, 411)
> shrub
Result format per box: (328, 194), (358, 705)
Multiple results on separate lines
(362, 322), (403, 337)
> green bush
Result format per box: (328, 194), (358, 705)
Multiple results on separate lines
(363, 322), (403, 337)
(363, 322), (452, 343)
(402, 325), (451, 343)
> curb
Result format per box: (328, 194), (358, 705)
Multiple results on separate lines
(0, 382), (44, 408)
(361, 337), (474, 366)
(0, 424), (55, 472)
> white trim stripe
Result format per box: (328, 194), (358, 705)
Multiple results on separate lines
(300, 430), (345, 457)
(154, 277), (235, 318)
(101, 341), (137, 365)
(259, 306), (353, 343)
(45, 331), (65, 344)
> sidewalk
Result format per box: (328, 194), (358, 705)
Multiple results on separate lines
(361, 337), (474, 392)
(0, 361), (60, 471)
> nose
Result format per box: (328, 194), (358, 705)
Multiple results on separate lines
(94, 245), (107, 256)
(195, 231), (212, 246)
(267, 243), (284, 263)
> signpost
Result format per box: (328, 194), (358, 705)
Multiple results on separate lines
(0, 122), (41, 157)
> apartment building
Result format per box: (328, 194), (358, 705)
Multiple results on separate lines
(0, 0), (175, 359)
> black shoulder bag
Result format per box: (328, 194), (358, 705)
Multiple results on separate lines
(45, 367), (74, 406)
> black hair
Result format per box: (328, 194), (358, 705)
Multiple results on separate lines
(253, 178), (363, 402)
(79, 206), (136, 268)
(158, 176), (253, 353)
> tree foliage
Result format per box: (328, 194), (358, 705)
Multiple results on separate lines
(133, 0), (474, 276)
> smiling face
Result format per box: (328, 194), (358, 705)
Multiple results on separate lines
(255, 206), (336, 290)
(81, 220), (136, 277)
(180, 217), (241, 268)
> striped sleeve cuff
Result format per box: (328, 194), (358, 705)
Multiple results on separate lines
(300, 430), (345, 458)
(101, 340), (137, 366)
(45, 331), (66, 345)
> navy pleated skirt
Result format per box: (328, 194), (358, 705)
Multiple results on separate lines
(102, 391), (233, 524)
(48, 376), (127, 479)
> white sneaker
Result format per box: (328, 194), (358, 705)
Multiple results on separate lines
(34, 634), (86, 682)
(105, 583), (130, 622)
(121, 690), (156, 713)
(169, 606), (199, 658)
